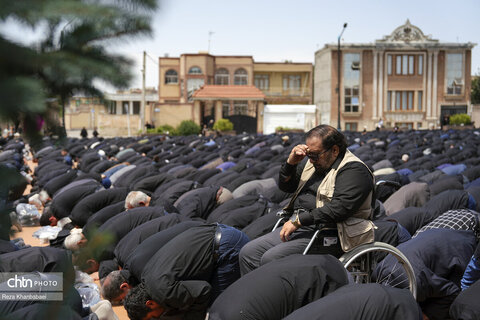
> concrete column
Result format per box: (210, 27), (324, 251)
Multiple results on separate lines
(373, 51), (378, 119)
(257, 101), (264, 134)
(378, 51), (384, 118)
(432, 51), (439, 120)
(193, 100), (201, 125)
(215, 100), (222, 121)
(427, 51), (433, 118)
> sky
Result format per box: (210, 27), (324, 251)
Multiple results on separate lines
(2, 0), (479, 92)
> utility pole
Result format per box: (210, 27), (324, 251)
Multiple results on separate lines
(141, 51), (146, 134)
(208, 31), (214, 52)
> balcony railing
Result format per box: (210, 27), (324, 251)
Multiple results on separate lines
(257, 86), (312, 97)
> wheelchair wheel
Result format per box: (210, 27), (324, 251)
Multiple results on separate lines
(339, 241), (417, 299)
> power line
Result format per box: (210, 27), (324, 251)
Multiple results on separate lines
(146, 52), (158, 65)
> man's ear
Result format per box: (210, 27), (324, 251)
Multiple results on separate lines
(120, 282), (131, 290)
(145, 299), (159, 309)
(138, 201), (145, 207)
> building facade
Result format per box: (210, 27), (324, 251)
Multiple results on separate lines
(65, 88), (158, 136)
(157, 52), (313, 133)
(314, 20), (476, 131)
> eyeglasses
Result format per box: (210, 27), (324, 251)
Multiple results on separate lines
(306, 148), (331, 161)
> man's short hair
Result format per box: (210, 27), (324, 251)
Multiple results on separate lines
(101, 270), (126, 302)
(306, 125), (347, 155)
(124, 283), (151, 320)
(125, 191), (150, 209)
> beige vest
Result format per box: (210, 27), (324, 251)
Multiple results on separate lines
(285, 150), (375, 251)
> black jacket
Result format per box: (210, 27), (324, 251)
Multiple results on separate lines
(208, 254), (349, 320)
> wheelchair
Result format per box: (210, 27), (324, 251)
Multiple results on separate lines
(273, 180), (417, 299)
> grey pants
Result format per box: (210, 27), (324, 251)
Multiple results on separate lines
(239, 226), (343, 276)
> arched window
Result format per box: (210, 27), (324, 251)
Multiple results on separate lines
(165, 69), (178, 84)
(188, 66), (202, 74)
(234, 68), (248, 85)
(215, 68), (229, 85)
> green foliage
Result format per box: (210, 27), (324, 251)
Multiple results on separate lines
(275, 126), (301, 132)
(449, 113), (472, 125)
(472, 76), (480, 104)
(0, 0), (157, 140)
(175, 120), (201, 136)
(213, 118), (234, 132)
(156, 125), (175, 134)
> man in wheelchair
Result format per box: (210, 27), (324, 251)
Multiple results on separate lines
(239, 124), (375, 275)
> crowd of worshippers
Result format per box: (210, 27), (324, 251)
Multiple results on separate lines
(1, 125), (480, 320)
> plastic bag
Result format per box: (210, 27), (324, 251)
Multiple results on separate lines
(15, 203), (40, 226)
(32, 226), (62, 240)
(75, 282), (101, 308)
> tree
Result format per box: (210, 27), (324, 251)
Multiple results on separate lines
(472, 75), (480, 105)
(0, 0), (157, 143)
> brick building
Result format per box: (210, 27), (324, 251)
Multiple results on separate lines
(157, 52), (313, 133)
(315, 20), (476, 131)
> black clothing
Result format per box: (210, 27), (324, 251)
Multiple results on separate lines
(279, 155), (374, 226)
(450, 279), (480, 320)
(80, 128), (87, 138)
(208, 254), (349, 320)
(283, 284), (422, 320)
(207, 194), (259, 223)
(95, 206), (166, 261)
(216, 198), (274, 229)
(0, 247), (73, 274)
(43, 169), (78, 197)
(386, 207), (426, 236)
(374, 229), (476, 306)
(175, 186), (219, 219)
(132, 173), (176, 195)
(3, 304), (82, 320)
(69, 187), (129, 227)
(50, 183), (100, 219)
(82, 201), (125, 239)
(241, 209), (281, 240)
(114, 213), (190, 267)
(152, 180), (199, 208)
(141, 224), (221, 318)
(123, 220), (205, 283)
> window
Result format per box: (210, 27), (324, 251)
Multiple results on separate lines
(282, 75), (301, 92)
(133, 101), (140, 115)
(187, 79), (204, 102)
(418, 91), (423, 111)
(233, 101), (248, 115)
(188, 66), (202, 74)
(387, 55), (392, 75)
(408, 56), (414, 75)
(215, 68), (229, 85)
(396, 122), (413, 130)
(254, 74), (269, 90)
(387, 91), (392, 111)
(165, 69), (178, 84)
(106, 100), (116, 114)
(343, 53), (360, 113)
(345, 122), (358, 131)
(234, 68), (248, 85)
(393, 91), (414, 111)
(396, 56), (402, 75)
(395, 55), (416, 75)
(122, 101), (129, 114)
(418, 55), (423, 75)
(222, 102), (231, 117)
(446, 53), (463, 95)
(344, 86), (359, 112)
